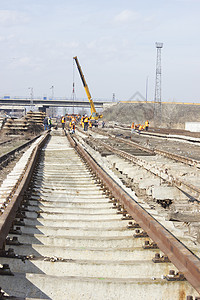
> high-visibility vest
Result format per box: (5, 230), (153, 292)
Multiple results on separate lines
(61, 117), (65, 123)
(145, 121), (149, 127)
(131, 122), (134, 128)
(84, 117), (89, 123)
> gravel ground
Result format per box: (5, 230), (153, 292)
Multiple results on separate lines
(103, 126), (200, 162)
(0, 134), (39, 185)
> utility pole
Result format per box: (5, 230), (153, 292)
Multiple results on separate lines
(145, 76), (148, 102)
(71, 59), (76, 114)
(154, 42), (163, 125)
(28, 87), (34, 111)
(72, 82), (76, 114)
(50, 85), (54, 99)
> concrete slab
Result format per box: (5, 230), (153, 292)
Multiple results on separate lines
(152, 186), (184, 200)
(0, 273), (197, 300)
(0, 257), (175, 278)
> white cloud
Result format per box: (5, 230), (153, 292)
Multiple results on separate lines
(0, 34), (14, 42)
(112, 9), (158, 32)
(0, 10), (30, 27)
(113, 9), (140, 24)
(8, 56), (42, 72)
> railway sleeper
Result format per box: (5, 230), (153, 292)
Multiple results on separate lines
(0, 130), (199, 298)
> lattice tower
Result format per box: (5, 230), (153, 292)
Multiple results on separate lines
(154, 42), (163, 102)
(154, 42), (163, 125)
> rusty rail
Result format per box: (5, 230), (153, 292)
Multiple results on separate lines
(0, 132), (50, 249)
(115, 124), (200, 143)
(154, 148), (200, 168)
(67, 131), (200, 294)
(94, 138), (200, 201)
(81, 126), (200, 167)
(0, 134), (42, 166)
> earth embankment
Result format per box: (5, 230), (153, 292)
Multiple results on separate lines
(102, 102), (200, 128)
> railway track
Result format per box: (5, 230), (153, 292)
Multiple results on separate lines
(0, 139), (13, 147)
(0, 135), (42, 168)
(0, 129), (199, 299)
(114, 125), (200, 145)
(79, 126), (200, 198)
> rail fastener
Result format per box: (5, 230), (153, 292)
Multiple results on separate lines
(164, 270), (186, 281)
(121, 214), (133, 220)
(133, 229), (148, 238)
(6, 237), (22, 246)
(143, 240), (158, 249)
(127, 221), (140, 229)
(152, 253), (170, 263)
(0, 264), (13, 276)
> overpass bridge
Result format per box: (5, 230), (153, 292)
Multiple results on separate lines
(0, 98), (105, 112)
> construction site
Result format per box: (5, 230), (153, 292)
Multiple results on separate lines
(0, 51), (200, 300)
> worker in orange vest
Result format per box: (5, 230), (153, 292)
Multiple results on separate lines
(89, 121), (93, 128)
(81, 116), (85, 128)
(84, 115), (89, 131)
(131, 122), (135, 134)
(61, 116), (65, 129)
(145, 120), (149, 131)
(138, 124), (143, 134)
(71, 121), (75, 134)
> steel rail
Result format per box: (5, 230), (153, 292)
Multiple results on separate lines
(77, 127), (200, 198)
(115, 135), (200, 167)
(0, 132), (50, 249)
(92, 127), (200, 167)
(67, 131), (200, 294)
(0, 134), (43, 165)
(76, 127), (154, 155)
(154, 148), (200, 168)
(92, 138), (200, 201)
(0, 139), (13, 147)
(115, 124), (200, 144)
(113, 134), (200, 168)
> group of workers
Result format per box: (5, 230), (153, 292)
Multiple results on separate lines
(80, 115), (93, 131)
(131, 120), (149, 134)
(61, 115), (77, 133)
(44, 115), (148, 135)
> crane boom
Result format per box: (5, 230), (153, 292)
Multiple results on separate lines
(73, 56), (102, 121)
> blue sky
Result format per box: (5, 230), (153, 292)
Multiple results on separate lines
(0, 0), (200, 102)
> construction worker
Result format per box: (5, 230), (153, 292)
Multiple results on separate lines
(48, 117), (52, 129)
(89, 120), (92, 129)
(138, 124), (143, 134)
(43, 117), (48, 130)
(71, 121), (75, 133)
(61, 116), (65, 129)
(131, 122), (135, 134)
(145, 120), (149, 131)
(81, 115), (85, 128)
(84, 115), (89, 131)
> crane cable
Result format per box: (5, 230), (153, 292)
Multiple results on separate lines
(72, 59), (76, 114)
(72, 59), (76, 99)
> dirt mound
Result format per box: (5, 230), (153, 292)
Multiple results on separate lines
(102, 102), (200, 129)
